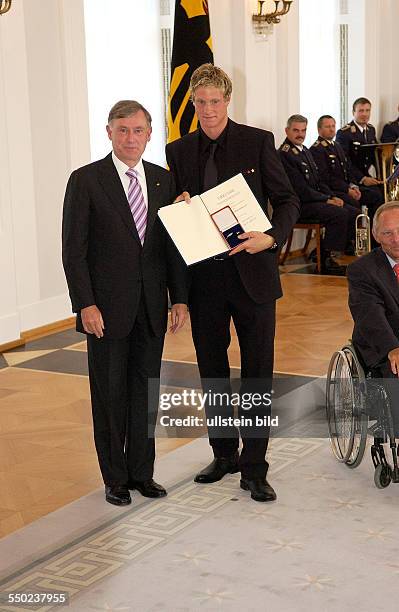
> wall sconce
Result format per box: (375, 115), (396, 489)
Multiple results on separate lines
(0, 0), (12, 16)
(252, 0), (293, 41)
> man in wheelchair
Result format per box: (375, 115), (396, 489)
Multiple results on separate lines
(341, 201), (399, 486)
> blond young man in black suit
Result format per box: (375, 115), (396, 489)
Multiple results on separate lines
(166, 64), (299, 502)
(63, 101), (188, 506)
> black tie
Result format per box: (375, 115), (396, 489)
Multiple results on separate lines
(363, 128), (368, 143)
(203, 142), (218, 190)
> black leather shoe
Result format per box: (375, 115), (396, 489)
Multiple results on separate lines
(240, 478), (277, 502)
(321, 257), (346, 276)
(105, 485), (131, 506)
(194, 453), (239, 483)
(128, 479), (167, 498)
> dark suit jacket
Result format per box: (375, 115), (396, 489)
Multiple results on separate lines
(310, 137), (357, 194)
(278, 138), (331, 204)
(347, 248), (399, 368)
(381, 118), (399, 143)
(336, 121), (377, 182)
(62, 153), (187, 339)
(165, 119), (300, 304)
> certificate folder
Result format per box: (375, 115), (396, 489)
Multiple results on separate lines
(158, 173), (272, 265)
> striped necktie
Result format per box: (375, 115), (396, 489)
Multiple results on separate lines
(393, 263), (399, 281)
(126, 168), (147, 245)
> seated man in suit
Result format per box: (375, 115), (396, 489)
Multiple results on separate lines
(62, 100), (188, 506)
(311, 115), (382, 215)
(279, 114), (359, 273)
(381, 105), (399, 143)
(336, 98), (383, 195)
(347, 201), (399, 431)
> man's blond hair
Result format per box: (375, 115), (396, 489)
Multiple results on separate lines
(190, 64), (232, 101)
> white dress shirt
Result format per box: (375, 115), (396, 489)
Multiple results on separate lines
(112, 152), (148, 209)
(385, 252), (399, 270)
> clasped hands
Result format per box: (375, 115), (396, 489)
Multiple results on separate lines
(175, 192), (275, 255)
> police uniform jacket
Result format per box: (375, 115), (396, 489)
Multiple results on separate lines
(310, 136), (357, 194)
(278, 138), (332, 204)
(381, 118), (399, 143)
(336, 120), (377, 182)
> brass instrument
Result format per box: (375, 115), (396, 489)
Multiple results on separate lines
(387, 144), (399, 201)
(373, 142), (398, 202)
(355, 205), (371, 257)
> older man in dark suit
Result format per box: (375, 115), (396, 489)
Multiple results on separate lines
(166, 64), (299, 502)
(348, 202), (399, 375)
(347, 202), (399, 433)
(62, 100), (188, 506)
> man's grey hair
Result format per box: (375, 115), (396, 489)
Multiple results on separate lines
(286, 114), (308, 128)
(108, 100), (152, 126)
(372, 201), (399, 235)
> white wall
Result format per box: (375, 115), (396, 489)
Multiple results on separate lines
(209, 0), (300, 147)
(364, 0), (399, 135)
(299, 0), (339, 145)
(0, 0), (90, 344)
(84, 0), (165, 166)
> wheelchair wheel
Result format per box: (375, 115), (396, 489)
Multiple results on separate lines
(326, 345), (368, 467)
(374, 464), (392, 489)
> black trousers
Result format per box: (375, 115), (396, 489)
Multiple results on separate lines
(87, 298), (164, 486)
(300, 200), (358, 251)
(189, 258), (275, 479)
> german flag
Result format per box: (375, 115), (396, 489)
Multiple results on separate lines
(167, 0), (213, 143)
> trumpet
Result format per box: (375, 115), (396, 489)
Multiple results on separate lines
(355, 205), (371, 257)
(387, 148), (399, 200)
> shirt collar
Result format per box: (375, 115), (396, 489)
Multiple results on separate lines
(199, 120), (229, 152)
(354, 120), (366, 133)
(112, 151), (145, 179)
(385, 252), (399, 268)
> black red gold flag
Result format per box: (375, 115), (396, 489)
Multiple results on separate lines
(167, 0), (213, 143)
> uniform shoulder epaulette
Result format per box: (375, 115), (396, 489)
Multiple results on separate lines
(367, 123), (375, 129)
(292, 146), (299, 155)
(281, 144), (290, 152)
(340, 124), (351, 132)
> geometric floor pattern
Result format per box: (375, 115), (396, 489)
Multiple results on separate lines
(0, 436), (398, 612)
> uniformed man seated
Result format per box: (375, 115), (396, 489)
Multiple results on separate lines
(279, 114), (359, 274)
(381, 105), (399, 143)
(311, 115), (382, 217)
(336, 98), (383, 196)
